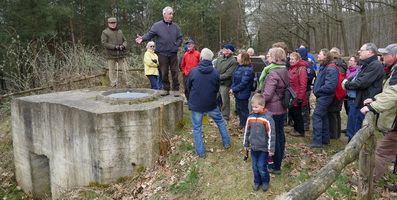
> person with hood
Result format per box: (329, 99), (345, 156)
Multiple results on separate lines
(296, 47), (316, 131)
(288, 52), (308, 137)
(101, 17), (129, 88)
(136, 6), (183, 97)
(181, 40), (200, 101)
(260, 47), (289, 175)
(187, 48), (231, 158)
(230, 52), (254, 128)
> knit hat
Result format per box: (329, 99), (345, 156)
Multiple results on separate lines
(223, 44), (235, 52)
(108, 17), (117, 23)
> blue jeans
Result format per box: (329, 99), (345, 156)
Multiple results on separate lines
(191, 107), (230, 156)
(271, 114), (285, 171)
(312, 96), (334, 144)
(235, 99), (249, 126)
(347, 99), (358, 141)
(146, 75), (158, 89)
(156, 68), (162, 90)
(251, 149), (270, 185)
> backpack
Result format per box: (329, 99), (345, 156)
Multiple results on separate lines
(274, 70), (297, 109)
(327, 63), (346, 101)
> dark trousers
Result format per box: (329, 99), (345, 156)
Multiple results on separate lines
(235, 99), (249, 127)
(289, 106), (304, 134)
(302, 90), (311, 130)
(251, 149), (270, 185)
(158, 54), (180, 91)
(272, 114), (285, 171)
(312, 96), (334, 145)
(183, 75), (189, 101)
(146, 75), (158, 89)
(327, 98), (342, 139)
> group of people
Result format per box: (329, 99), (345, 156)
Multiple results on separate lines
(102, 6), (397, 193)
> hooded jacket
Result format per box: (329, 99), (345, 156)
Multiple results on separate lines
(181, 48), (200, 76)
(214, 54), (238, 87)
(289, 59), (308, 106)
(345, 55), (385, 108)
(141, 20), (183, 56)
(231, 64), (254, 100)
(243, 108), (275, 153)
(187, 60), (220, 112)
(368, 62), (397, 131)
(313, 63), (338, 97)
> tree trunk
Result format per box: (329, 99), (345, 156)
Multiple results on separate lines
(358, 129), (376, 199)
(276, 113), (376, 200)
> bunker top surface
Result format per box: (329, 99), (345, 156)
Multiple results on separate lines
(14, 88), (182, 114)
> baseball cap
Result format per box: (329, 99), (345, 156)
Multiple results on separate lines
(185, 40), (195, 44)
(108, 17), (117, 23)
(378, 44), (397, 55)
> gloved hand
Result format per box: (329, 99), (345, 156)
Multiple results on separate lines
(298, 99), (303, 105)
(119, 45), (125, 50)
(151, 59), (157, 64)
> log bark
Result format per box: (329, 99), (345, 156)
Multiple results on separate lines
(276, 113), (376, 200)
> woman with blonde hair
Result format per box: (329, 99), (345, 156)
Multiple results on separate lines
(143, 41), (160, 89)
(259, 47), (289, 175)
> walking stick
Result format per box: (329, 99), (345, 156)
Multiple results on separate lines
(116, 50), (119, 88)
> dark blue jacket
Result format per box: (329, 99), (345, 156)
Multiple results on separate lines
(231, 64), (254, 100)
(187, 60), (220, 112)
(313, 63), (338, 97)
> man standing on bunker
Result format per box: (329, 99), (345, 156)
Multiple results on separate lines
(136, 6), (183, 97)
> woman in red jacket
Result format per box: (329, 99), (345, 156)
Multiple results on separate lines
(288, 52), (308, 137)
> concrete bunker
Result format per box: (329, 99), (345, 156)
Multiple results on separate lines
(12, 88), (183, 199)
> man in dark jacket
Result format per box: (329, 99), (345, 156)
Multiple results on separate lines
(187, 48), (231, 158)
(136, 6), (183, 97)
(342, 43), (385, 141)
(101, 17), (129, 88)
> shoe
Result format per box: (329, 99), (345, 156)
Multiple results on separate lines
(198, 155), (206, 159)
(262, 183), (269, 191)
(161, 90), (170, 96)
(322, 142), (330, 146)
(341, 129), (347, 133)
(269, 169), (281, 175)
(385, 184), (397, 192)
(290, 131), (304, 137)
(173, 91), (180, 97)
(224, 144), (231, 149)
(306, 143), (322, 149)
(253, 184), (260, 191)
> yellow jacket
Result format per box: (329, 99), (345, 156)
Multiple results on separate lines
(144, 49), (159, 76)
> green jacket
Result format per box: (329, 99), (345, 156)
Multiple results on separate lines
(369, 62), (397, 131)
(214, 55), (237, 87)
(101, 27), (127, 59)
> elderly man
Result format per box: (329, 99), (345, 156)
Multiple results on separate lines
(342, 43), (385, 142)
(187, 48), (231, 158)
(360, 43), (397, 191)
(181, 40), (200, 101)
(136, 6), (183, 97)
(247, 48), (255, 56)
(101, 17), (129, 88)
(214, 44), (238, 122)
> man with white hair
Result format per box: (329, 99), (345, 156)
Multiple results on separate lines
(360, 44), (397, 191)
(187, 48), (231, 158)
(136, 6), (183, 97)
(247, 48), (255, 56)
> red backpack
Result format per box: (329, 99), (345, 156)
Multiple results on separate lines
(327, 63), (346, 100)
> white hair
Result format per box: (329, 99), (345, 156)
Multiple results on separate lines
(200, 48), (214, 61)
(163, 6), (173, 15)
(146, 41), (155, 48)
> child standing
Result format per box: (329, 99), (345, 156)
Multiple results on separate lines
(243, 93), (275, 191)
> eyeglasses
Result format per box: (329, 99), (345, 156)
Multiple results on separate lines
(150, 46), (155, 48)
(359, 49), (368, 52)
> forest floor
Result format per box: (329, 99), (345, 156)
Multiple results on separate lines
(1, 98), (397, 199)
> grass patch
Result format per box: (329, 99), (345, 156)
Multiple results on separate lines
(169, 166), (199, 194)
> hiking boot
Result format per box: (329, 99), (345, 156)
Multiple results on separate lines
(253, 184), (260, 191)
(306, 143), (322, 149)
(161, 90), (170, 96)
(290, 131), (304, 137)
(173, 91), (180, 97)
(198, 154), (206, 159)
(268, 169), (281, 175)
(224, 144), (231, 149)
(262, 183), (269, 191)
(385, 184), (397, 192)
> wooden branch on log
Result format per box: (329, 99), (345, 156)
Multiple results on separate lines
(276, 113), (376, 200)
